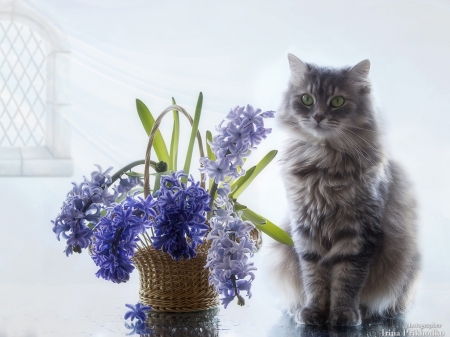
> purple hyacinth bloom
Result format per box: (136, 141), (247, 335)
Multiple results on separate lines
(82, 165), (118, 206)
(226, 141), (250, 167)
(124, 320), (152, 336)
(52, 165), (126, 256)
(241, 105), (264, 127)
(85, 164), (112, 189)
(116, 176), (143, 199)
(208, 134), (229, 159)
(136, 194), (158, 217)
(205, 196), (258, 308)
(205, 158), (234, 183)
(91, 193), (157, 283)
(52, 198), (95, 256)
(201, 104), (275, 308)
(151, 171), (210, 260)
(225, 106), (244, 124)
(66, 228), (92, 250)
(53, 164), (154, 259)
(200, 105), (275, 182)
(261, 110), (275, 118)
(124, 302), (152, 321)
(220, 292), (236, 309)
(247, 124), (263, 147)
(225, 122), (251, 144)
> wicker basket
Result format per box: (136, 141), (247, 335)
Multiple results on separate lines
(133, 245), (219, 312)
(132, 104), (261, 312)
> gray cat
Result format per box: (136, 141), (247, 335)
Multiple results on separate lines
(267, 54), (420, 326)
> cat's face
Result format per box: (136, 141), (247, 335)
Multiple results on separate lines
(280, 54), (373, 142)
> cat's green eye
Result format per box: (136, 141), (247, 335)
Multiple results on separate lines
(330, 96), (345, 108)
(301, 94), (314, 106)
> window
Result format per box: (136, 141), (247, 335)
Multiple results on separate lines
(0, 2), (72, 176)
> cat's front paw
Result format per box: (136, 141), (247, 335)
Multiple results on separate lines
(295, 307), (328, 325)
(329, 307), (362, 326)
(287, 303), (302, 317)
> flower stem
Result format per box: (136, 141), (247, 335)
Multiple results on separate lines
(231, 275), (245, 306)
(143, 230), (154, 245)
(112, 227), (126, 255)
(81, 199), (94, 214)
(208, 181), (218, 219)
(109, 160), (147, 185)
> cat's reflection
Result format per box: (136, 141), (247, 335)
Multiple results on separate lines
(268, 313), (406, 337)
(133, 307), (219, 337)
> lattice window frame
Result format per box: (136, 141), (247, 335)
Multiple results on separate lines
(0, 1), (72, 176)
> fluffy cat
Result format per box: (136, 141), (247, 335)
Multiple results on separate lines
(267, 54), (420, 326)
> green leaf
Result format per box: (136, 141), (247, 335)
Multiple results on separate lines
(150, 170), (172, 176)
(169, 97), (180, 171)
(229, 167), (256, 200)
(182, 92), (203, 181)
(135, 99), (170, 164)
(241, 207), (294, 247)
(230, 150), (278, 199)
(237, 204), (266, 224)
(206, 130), (215, 189)
(206, 130), (216, 161)
(125, 171), (144, 178)
(234, 203), (248, 211)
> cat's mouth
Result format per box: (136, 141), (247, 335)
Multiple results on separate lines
(308, 122), (336, 138)
(313, 123), (328, 131)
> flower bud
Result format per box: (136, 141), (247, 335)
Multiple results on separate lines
(155, 161), (168, 172)
(237, 295), (245, 306)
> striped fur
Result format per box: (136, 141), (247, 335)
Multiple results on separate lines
(267, 54), (420, 326)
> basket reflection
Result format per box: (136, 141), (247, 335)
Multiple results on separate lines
(139, 307), (220, 337)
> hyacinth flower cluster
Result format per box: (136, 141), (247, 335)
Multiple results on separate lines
(200, 105), (275, 183)
(205, 183), (257, 308)
(152, 171), (211, 260)
(52, 166), (114, 256)
(52, 165), (143, 257)
(201, 105), (275, 308)
(91, 194), (157, 283)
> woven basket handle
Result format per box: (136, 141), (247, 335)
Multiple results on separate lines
(144, 104), (206, 198)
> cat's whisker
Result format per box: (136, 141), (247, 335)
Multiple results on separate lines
(333, 130), (363, 166)
(340, 135), (373, 161)
(334, 128), (374, 166)
(345, 125), (377, 133)
(337, 130), (380, 166)
(339, 126), (380, 153)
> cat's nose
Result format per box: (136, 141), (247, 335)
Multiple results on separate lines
(313, 114), (326, 124)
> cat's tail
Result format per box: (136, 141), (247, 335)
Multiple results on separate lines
(264, 221), (306, 314)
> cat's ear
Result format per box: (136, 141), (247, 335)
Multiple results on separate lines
(349, 59), (370, 79)
(288, 53), (309, 82)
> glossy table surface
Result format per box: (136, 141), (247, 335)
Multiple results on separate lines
(1, 175), (449, 337)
